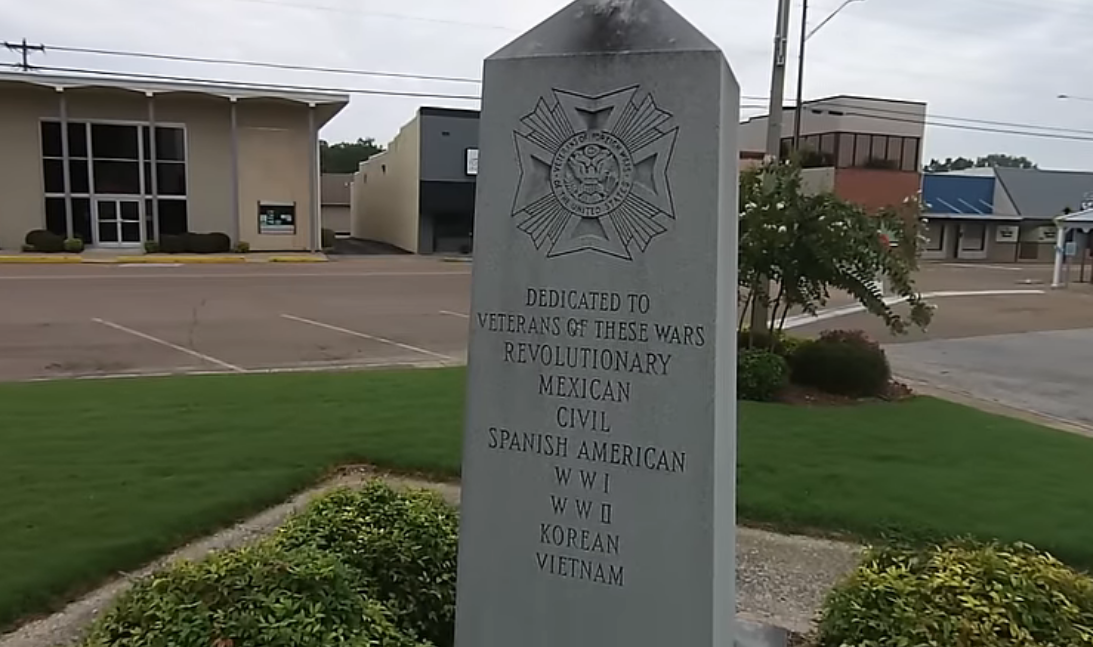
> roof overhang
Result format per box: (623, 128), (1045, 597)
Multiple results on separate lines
(924, 212), (1022, 221)
(0, 70), (349, 126)
(1055, 208), (1093, 232)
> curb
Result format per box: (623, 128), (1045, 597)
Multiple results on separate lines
(0, 255), (327, 265)
(266, 256), (329, 263)
(0, 255), (83, 264)
(132, 255), (248, 264)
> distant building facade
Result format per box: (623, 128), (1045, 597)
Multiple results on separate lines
(922, 167), (1093, 262)
(320, 173), (353, 235)
(0, 71), (346, 252)
(739, 95), (926, 212)
(350, 107), (478, 254)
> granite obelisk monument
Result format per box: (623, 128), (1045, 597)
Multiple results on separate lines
(455, 1), (740, 644)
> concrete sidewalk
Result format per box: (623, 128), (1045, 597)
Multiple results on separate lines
(0, 252), (328, 264)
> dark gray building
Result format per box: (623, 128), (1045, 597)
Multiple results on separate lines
(351, 107), (479, 254)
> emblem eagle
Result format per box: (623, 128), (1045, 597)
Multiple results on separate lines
(511, 86), (678, 261)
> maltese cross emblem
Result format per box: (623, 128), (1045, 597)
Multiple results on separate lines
(511, 86), (678, 261)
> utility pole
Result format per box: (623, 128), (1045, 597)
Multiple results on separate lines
(3, 38), (45, 71)
(792, 0), (809, 150)
(751, 0), (793, 333)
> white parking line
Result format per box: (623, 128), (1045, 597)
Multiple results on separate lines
(281, 314), (452, 361)
(943, 263), (1025, 271)
(439, 310), (470, 319)
(91, 318), (245, 373)
(782, 289), (1045, 330)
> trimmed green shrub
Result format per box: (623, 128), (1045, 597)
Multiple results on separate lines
(277, 482), (459, 647)
(205, 232), (232, 253)
(233, 241), (251, 254)
(25, 229), (64, 253)
(64, 238), (85, 253)
(81, 542), (425, 647)
(143, 240), (160, 254)
(738, 349), (789, 402)
(737, 328), (805, 358)
(159, 234), (187, 254)
(789, 329), (891, 398)
(819, 541), (1093, 647)
(322, 227), (337, 250)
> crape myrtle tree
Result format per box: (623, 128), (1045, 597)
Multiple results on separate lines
(738, 159), (933, 343)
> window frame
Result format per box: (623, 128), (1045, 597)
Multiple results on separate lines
(39, 118), (190, 240)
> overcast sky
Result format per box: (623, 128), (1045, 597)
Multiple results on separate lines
(7, 0), (1093, 169)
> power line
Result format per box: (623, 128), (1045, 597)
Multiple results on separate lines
(46, 44), (482, 85)
(3, 39), (45, 71)
(31, 42), (1092, 139)
(35, 66), (483, 101)
(18, 59), (1093, 144)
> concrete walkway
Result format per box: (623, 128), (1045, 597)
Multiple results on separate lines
(0, 469), (862, 647)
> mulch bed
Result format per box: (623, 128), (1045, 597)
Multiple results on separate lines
(775, 380), (914, 406)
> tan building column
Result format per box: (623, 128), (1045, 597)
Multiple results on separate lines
(308, 102), (319, 252)
(229, 97), (241, 245)
(57, 87), (73, 239)
(146, 92), (159, 242)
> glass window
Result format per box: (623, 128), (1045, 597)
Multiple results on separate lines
(156, 128), (185, 162)
(902, 137), (920, 172)
(159, 200), (188, 235)
(804, 134), (820, 151)
(69, 160), (90, 194)
(820, 133), (836, 155)
(73, 198), (92, 242)
(156, 163), (186, 196)
(93, 160), (141, 194)
(91, 124), (140, 160)
(45, 198), (67, 236)
(853, 134), (871, 166)
(68, 123), (89, 158)
(42, 159), (65, 193)
(141, 126), (185, 162)
(837, 133), (854, 167)
(41, 121), (62, 158)
(886, 137), (903, 165)
(871, 135), (887, 161)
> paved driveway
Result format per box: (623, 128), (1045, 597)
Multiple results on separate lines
(886, 328), (1093, 428)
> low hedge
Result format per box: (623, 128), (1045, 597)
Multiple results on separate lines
(277, 482), (459, 647)
(737, 328), (804, 358)
(819, 541), (1093, 646)
(790, 329), (891, 398)
(158, 232), (233, 254)
(82, 542), (425, 647)
(24, 229), (65, 253)
(738, 349), (789, 402)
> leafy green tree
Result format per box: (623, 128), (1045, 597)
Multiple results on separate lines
(320, 138), (384, 173)
(925, 153), (1037, 172)
(739, 160), (932, 341)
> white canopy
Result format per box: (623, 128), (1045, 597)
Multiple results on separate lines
(1051, 209), (1093, 286)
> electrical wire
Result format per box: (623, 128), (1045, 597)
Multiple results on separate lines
(34, 66), (483, 101)
(46, 45), (482, 85)
(15, 56), (1093, 143)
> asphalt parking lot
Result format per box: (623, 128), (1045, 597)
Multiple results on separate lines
(3, 259), (1093, 414)
(0, 258), (472, 381)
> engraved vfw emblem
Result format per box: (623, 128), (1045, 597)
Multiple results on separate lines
(511, 86), (678, 261)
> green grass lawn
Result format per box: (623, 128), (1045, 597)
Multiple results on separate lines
(3, 368), (1093, 629)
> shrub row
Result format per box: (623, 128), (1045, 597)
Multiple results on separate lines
(159, 232), (233, 254)
(23, 230), (235, 255)
(82, 481), (457, 647)
(737, 328), (892, 401)
(819, 541), (1093, 647)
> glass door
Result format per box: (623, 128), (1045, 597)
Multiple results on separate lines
(94, 198), (144, 247)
